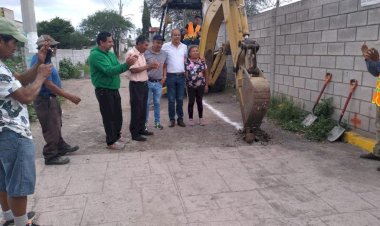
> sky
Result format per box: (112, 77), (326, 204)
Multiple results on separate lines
(1, 0), (159, 29)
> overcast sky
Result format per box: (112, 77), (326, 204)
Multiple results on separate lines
(1, 0), (159, 29)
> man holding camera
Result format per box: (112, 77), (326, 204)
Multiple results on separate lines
(0, 17), (51, 226)
(31, 35), (81, 165)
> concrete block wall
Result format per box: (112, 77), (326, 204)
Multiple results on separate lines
(218, 0), (380, 135)
(52, 49), (91, 69)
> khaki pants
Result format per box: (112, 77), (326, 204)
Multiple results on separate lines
(375, 106), (380, 156)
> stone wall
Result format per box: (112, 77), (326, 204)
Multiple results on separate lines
(219, 0), (380, 135)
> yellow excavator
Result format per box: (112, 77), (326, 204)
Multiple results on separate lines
(160, 0), (271, 143)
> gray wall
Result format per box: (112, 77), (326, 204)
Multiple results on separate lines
(219, 0), (380, 135)
(52, 49), (91, 69)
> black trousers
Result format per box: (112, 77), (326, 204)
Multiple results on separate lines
(95, 88), (122, 145)
(188, 86), (204, 119)
(129, 81), (148, 138)
(34, 96), (69, 160)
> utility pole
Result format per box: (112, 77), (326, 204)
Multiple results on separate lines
(270, 0), (280, 95)
(119, 0), (123, 16)
(20, 0), (38, 68)
(117, 0), (124, 56)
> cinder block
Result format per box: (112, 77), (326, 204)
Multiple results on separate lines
(280, 45), (290, 55)
(341, 97), (361, 112)
(362, 72), (377, 87)
(360, 101), (376, 118)
(356, 25), (379, 41)
(308, 31), (322, 43)
(342, 70), (363, 85)
(288, 87), (299, 98)
(345, 42), (363, 56)
(275, 65), (280, 74)
(302, 20), (315, 32)
(275, 74), (284, 84)
(284, 75), (293, 86)
(328, 69), (344, 82)
(306, 79), (319, 91)
(307, 56), (321, 67)
(295, 56), (307, 66)
(278, 84), (289, 94)
(280, 65), (290, 75)
(347, 11), (368, 27)
(313, 43), (328, 55)
(323, 2), (339, 17)
(336, 56), (355, 69)
(355, 56), (369, 71)
(300, 67), (312, 78)
(276, 15), (286, 26)
(318, 80), (334, 94)
(295, 33), (309, 44)
(291, 22), (302, 34)
(369, 118), (376, 133)
(301, 44), (314, 55)
(285, 56), (295, 65)
(309, 6), (323, 19)
(312, 68), (327, 80)
(276, 35), (285, 46)
(281, 24), (291, 35)
(286, 12), (297, 24)
(338, 28), (356, 41)
(330, 15), (347, 29)
(320, 56), (336, 69)
(368, 8), (380, 25)
(299, 89), (311, 101)
(297, 10), (309, 22)
(286, 34), (296, 44)
(289, 66), (300, 76)
(328, 43), (345, 55)
(339, 0), (359, 14)
(290, 45), (301, 55)
(276, 55), (285, 64)
(315, 18), (330, 31)
(334, 82), (348, 96)
(322, 30), (338, 42)
(353, 86), (373, 101)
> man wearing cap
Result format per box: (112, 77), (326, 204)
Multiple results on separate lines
(89, 32), (138, 149)
(31, 35), (81, 165)
(145, 34), (167, 130)
(0, 17), (52, 226)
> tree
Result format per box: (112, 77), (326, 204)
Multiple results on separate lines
(79, 10), (134, 56)
(142, 1), (152, 37)
(37, 17), (75, 49)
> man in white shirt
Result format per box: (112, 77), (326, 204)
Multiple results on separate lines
(162, 29), (188, 127)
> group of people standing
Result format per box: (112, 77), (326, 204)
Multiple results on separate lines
(89, 29), (209, 149)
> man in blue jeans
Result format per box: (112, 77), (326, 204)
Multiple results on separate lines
(162, 29), (188, 127)
(0, 17), (52, 226)
(360, 43), (380, 171)
(145, 35), (167, 130)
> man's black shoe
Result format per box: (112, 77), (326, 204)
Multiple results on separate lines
(360, 153), (380, 161)
(169, 120), (175, 128)
(59, 145), (79, 153)
(3, 211), (36, 226)
(132, 136), (147, 142)
(140, 130), (154, 136)
(45, 156), (70, 165)
(177, 119), (186, 127)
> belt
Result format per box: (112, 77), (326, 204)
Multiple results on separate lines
(167, 72), (185, 76)
(148, 79), (162, 83)
(130, 80), (147, 84)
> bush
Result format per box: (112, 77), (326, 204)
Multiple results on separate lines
(59, 58), (81, 80)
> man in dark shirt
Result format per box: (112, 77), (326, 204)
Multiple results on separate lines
(31, 35), (81, 165)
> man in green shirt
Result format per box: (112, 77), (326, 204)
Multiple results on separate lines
(89, 31), (137, 150)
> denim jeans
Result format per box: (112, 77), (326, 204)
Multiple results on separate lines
(166, 73), (185, 121)
(146, 81), (163, 124)
(0, 129), (36, 197)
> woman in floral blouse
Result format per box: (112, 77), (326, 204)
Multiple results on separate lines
(185, 46), (209, 126)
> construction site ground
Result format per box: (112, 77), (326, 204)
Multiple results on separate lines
(28, 78), (380, 226)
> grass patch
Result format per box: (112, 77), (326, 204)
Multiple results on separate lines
(268, 96), (339, 141)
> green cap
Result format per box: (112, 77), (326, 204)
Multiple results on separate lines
(0, 17), (27, 43)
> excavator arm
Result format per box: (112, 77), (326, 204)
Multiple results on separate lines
(200, 0), (270, 142)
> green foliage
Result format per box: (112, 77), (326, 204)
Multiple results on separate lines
(3, 56), (25, 73)
(268, 96), (338, 141)
(142, 1), (152, 37)
(59, 58), (81, 80)
(27, 105), (37, 122)
(68, 32), (91, 49)
(37, 17), (74, 49)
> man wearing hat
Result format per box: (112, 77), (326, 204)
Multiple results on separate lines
(31, 35), (81, 165)
(0, 17), (52, 226)
(145, 34), (167, 130)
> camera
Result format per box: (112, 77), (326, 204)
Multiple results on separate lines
(44, 48), (53, 64)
